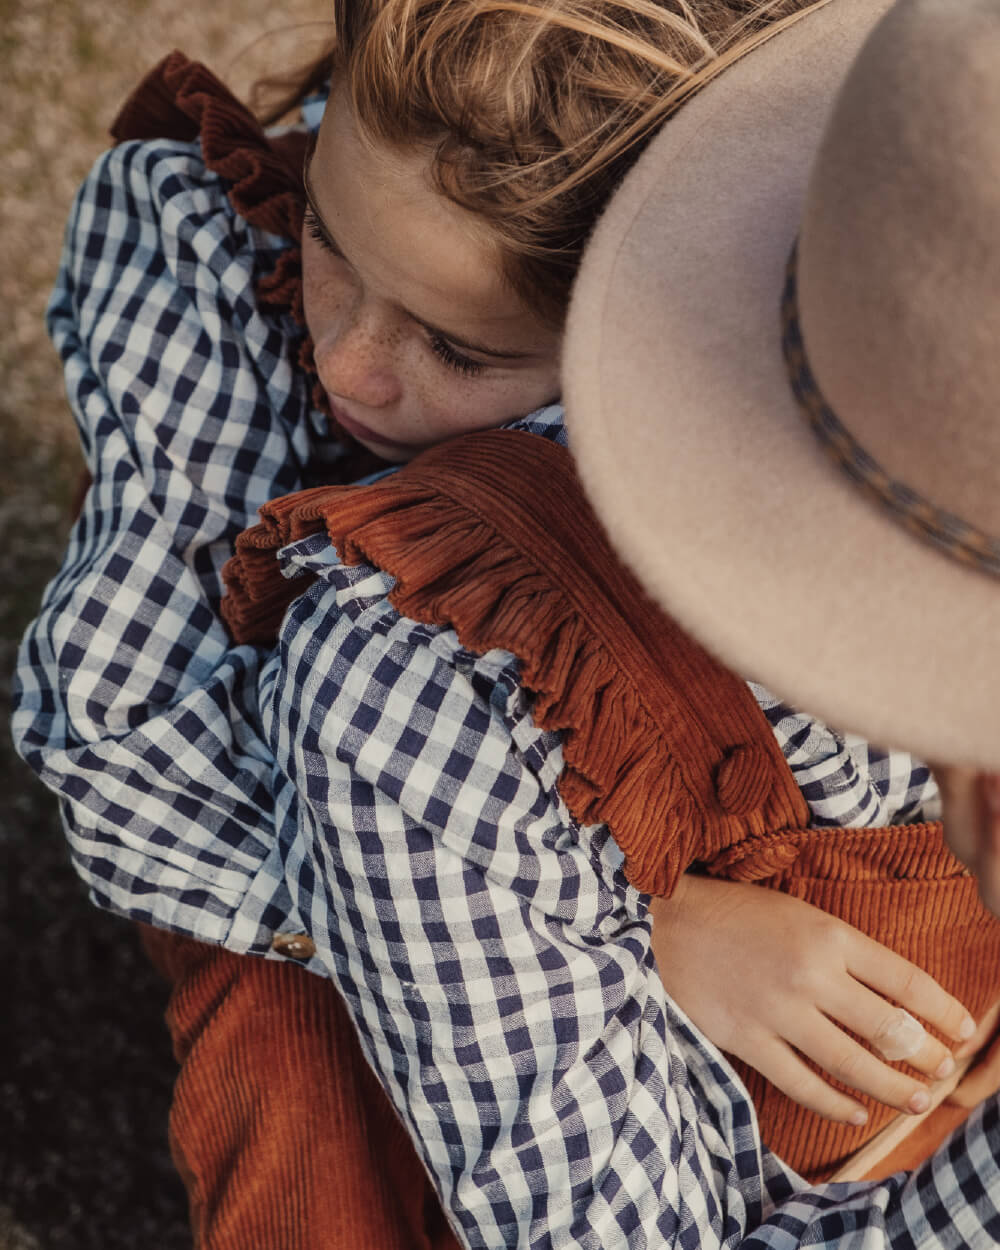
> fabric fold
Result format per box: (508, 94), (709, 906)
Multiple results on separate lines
(110, 50), (385, 483)
(221, 426), (1000, 1181)
(223, 429), (812, 900)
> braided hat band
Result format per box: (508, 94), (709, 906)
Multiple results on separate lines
(781, 242), (1000, 581)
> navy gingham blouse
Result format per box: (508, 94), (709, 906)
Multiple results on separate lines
(15, 112), (1000, 1249)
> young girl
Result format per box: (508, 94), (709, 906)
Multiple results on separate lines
(13, 0), (1000, 1245)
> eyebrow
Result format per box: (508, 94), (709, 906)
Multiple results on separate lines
(302, 146), (535, 361)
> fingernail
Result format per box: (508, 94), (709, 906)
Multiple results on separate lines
(909, 1089), (931, 1115)
(960, 1016), (977, 1040)
(934, 1055), (955, 1080)
(848, 1108), (868, 1127)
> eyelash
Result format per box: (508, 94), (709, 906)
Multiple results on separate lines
(304, 207), (340, 256)
(304, 207), (486, 380)
(427, 334), (486, 378)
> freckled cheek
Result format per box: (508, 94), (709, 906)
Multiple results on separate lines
(303, 280), (396, 392)
(302, 257), (353, 347)
(420, 375), (530, 440)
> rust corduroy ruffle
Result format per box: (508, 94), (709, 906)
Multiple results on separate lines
(110, 51), (387, 484)
(111, 51), (310, 357)
(222, 427), (1000, 1182)
(223, 429), (812, 900)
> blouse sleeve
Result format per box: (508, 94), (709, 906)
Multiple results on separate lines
(272, 555), (1000, 1249)
(11, 136), (323, 947)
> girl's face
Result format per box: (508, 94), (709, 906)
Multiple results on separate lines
(302, 90), (563, 463)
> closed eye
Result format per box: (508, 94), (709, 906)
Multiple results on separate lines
(427, 333), (486, 378)
(305, 206), (484, 378)
(304, 206), (344, 258)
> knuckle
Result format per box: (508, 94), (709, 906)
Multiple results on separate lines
(897, 964), (923, 1000)
(785, 960), (817, 996)
(815, 914), (847, 947)
(830, 1046), (867, 1087)
(781, 1073), (820, 1109)
(784, 942), (835, 995)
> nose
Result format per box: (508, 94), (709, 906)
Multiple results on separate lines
(312, 308), (403, 410)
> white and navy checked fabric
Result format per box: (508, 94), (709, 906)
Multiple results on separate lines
(266, 532), (1000, 1246)
(752, 684), (941, 827)
(13, 119), (998, 1248)
(12, 131), (336, 947)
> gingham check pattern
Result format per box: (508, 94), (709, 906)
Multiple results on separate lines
(269, 538), (998, 1246)
(14, 130), (996, 1248)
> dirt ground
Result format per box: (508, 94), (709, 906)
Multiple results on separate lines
(1, 3), (326, 1245)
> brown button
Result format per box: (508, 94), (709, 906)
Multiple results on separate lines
(714, 744), (774, 816)
(270, 932), (316, 960)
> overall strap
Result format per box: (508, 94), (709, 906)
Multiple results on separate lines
(223, 428), (811, 897)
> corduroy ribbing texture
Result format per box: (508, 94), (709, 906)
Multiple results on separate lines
(223, 430), (812, 900)
(141, 926), (459, 1250)
(223, 429), (1000, 1182)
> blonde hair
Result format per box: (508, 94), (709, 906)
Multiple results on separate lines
(257, 0), (824, 323)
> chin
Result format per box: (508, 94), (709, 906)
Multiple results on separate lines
(358, 438), (415, 464)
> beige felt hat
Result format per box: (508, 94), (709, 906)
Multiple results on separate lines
(564, 0), (1000, 769)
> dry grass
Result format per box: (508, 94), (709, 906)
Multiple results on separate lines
(1, 0), (331, 459)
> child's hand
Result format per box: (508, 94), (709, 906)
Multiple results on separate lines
(649, 874), (977, 1124)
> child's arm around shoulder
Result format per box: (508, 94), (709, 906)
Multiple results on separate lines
(51, 133), (317, 591)
(12, 134), (315, 943)
(650, 873), (975, 1124)
(269, 546), (1000, 1249)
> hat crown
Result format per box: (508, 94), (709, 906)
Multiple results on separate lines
(799, 0), (1000, 541)
(564, 0), (1000, 766)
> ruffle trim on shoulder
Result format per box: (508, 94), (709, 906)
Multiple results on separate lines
(109, 50), (388, 484)
(111, 52), (307, 319)
(222, 430), (812, 897)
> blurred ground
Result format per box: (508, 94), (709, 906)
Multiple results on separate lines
(1, 3), (325, 1245)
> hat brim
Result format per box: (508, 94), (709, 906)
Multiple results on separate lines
(565, 0), (1000, 769)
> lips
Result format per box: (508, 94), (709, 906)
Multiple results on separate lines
(327, 398), (413, 452)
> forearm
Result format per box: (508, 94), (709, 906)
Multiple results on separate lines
(272, 575), (1000, 1249)
(12, 138), (314, 934)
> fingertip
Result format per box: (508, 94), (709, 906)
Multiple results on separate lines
(847, 1107), (868, 1127)
(943, 1012), (976, 1046)
(908, 1088), (931, 1115)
